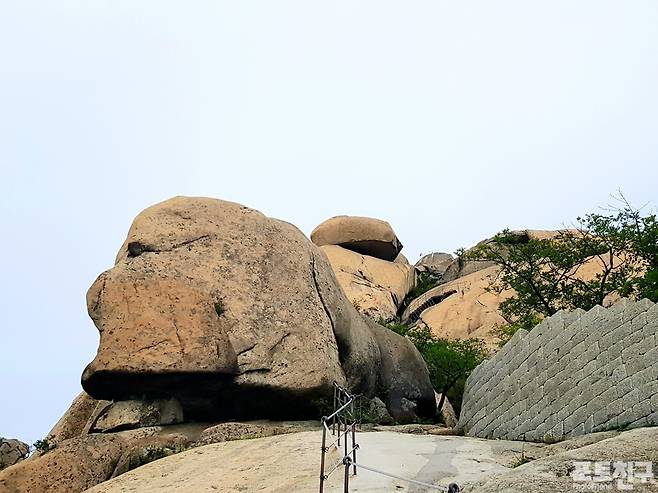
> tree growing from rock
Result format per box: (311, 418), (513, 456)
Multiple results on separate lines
(462, 194), (658, 345)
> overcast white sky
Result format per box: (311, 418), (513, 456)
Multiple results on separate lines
(1, 1), (657, 444)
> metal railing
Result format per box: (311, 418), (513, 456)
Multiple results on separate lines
(319, 382), (359, 493)
(318, 382), (460, 492)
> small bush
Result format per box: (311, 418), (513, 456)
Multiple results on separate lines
(32, 436), (55, 454)
(542, 433), (564, 444)
(142, 446), (178, 463)
(510, 452), (535, 468)
(214, 301), (225, 317)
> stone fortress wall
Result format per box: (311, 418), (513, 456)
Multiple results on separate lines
(459, 298), (658, 441)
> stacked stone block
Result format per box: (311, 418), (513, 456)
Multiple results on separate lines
(458, 299), (658, 441)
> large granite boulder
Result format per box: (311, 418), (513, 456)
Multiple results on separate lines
(0, 438), (28, 470)
(81, 197), (431, 422)
(367, 319), (436, 423)
(320, 245), (415, 322)
(310, 215), (403, 261)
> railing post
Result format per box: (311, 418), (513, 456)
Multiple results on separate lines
(319, 417), (327, 493)
(332, 383), (337, 435)
(351, 422), (357, 475)
(343, 457), (351, 493)
(344, 412), (349, 460)
(337, 409), (341, 447)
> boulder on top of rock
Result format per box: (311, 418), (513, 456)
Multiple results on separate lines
(320, 245), (415, 322)
(82, 197), (386, 420)
(310, 216), (403, 261)
(0, 438), (28, 471)
(415, 252), (453, 277)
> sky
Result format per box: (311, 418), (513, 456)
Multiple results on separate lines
(1, 1), (657, 444)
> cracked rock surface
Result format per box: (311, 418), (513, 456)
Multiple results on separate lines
(320, 244), (415, 322)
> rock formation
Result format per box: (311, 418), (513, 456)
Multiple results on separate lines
(404, 230), (629, 346)
(0, 438), (28, 471)
(402, 265), (512, 345)
(81, 197), (433, 422)
(47, 393), (94, 442)
(0, 426), (194, 493)
(92, 398), (184, 433)
(0, 197), (437, 493)
(320, 244), (415, 322)
(415, 252), (454, 278)
(311, 215), (403, 261)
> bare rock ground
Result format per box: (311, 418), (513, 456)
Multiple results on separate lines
(84, 429), (538, 493)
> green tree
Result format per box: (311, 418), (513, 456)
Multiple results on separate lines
(462, 196), (657, 345)
(606, 198), (658, 301)
(383, 322), (487, 417)
(422, 337), (488, 414)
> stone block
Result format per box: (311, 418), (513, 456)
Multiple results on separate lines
(617, 409), (637, 428)
(647, 410), (658, 426)
(631, 399), (651, 420)
(567, 422), (585, 438)
(615, 376), (634, 399)
(592, 407), (609, 428)
(622, 388), (640, 409)
(606, 398), (624, 419)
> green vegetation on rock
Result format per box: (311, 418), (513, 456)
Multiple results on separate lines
(462, 194), (658, 345)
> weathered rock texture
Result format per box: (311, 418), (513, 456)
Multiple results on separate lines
(0, 438), (28, 470)
(81, 197), (433, 423)
(368, 319), (436, 422)
(321, 245), (415, 322)
(402, 266), (512, 345)
(415, 252), (453, 278)
(459, 299), (658, 441)
(92, 398), (184, 433)
(435, 392), (458, 428)
(310, 215), (403, 261)
(195, 421), (316, 446)
(467, 427), (658, 493)
(0, 426), (194, 493)
(83, 197), (351, 418)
